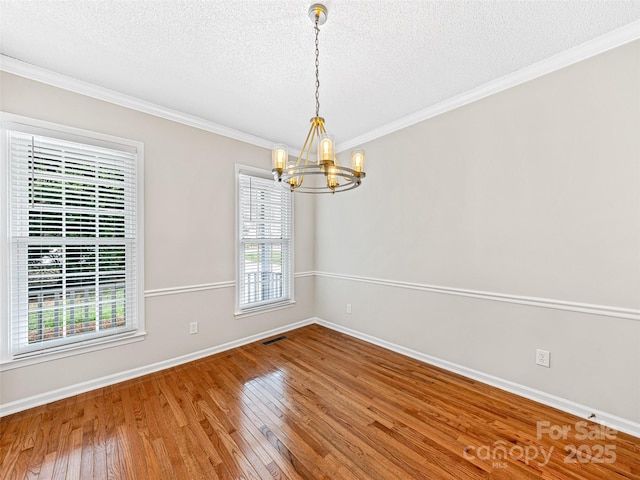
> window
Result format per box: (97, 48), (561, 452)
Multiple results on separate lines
(1, 114), (144, 362)
(236, 166), (293, 313)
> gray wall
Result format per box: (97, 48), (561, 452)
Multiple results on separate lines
(315, 40), (640, 422)
(0, 72), (316, 406)
(1, 39), (639, 426)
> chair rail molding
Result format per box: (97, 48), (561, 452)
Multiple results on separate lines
(144, 271), (315, 298)
(314, 271), (640, 321)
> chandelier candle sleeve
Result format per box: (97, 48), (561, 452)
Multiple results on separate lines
(287, 164), (302, 188)
(318, 134), (334, 165)
(327, 165), (339, 188)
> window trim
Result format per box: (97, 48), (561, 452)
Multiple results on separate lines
(235, 164), (294, 317)
(0, 112), (145, 368)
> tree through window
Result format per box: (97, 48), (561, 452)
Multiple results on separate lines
(237, 169), (293, 312)
(5, 120), (143, 357)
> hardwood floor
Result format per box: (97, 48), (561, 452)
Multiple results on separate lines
(1, 324), (639, 479)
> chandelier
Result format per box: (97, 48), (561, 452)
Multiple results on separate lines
(272, 3), (366, 194)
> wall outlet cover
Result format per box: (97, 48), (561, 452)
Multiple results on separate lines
(536, 349), (550, 368)
(189, 322), (198, 334)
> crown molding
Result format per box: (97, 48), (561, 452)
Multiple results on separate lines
(336, 20), (640, 152)
(2, 20), (639, 155)
(0, 55), (274, 151)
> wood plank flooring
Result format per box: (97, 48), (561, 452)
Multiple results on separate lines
(1, 324), (639, 479)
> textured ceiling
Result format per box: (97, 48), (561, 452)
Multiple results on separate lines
(1, 1), (640, 150)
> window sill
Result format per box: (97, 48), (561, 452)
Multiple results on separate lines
(0, 331), (147, 371)
(234, 300), (296, 319)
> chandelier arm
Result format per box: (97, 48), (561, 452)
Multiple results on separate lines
(296, 122), (316, 167)
(305, 124), (319, 165)
(317, 121), (335, 166)
(296, 122), (319, 185)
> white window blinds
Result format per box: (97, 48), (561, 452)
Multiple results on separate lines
(8, 129), (139, 356)
(238, 172), (293, 310)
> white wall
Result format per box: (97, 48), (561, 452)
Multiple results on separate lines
(0, 72), (315, 406)
(315, 40), (640, 423)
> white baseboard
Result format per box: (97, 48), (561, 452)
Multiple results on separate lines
(3, 316), (639, 440)
(315, 318), (640, 439)
(0, 318), (314, 417)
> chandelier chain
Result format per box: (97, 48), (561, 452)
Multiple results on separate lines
(314, 14), (320, 117)
(271, 4), (366, 194)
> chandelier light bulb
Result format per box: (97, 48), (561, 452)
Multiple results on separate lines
(272, 144), (288, 171)
(351, 150), (365, 175)
(318, 134), (334, 165)
(287, 167), (302, 190)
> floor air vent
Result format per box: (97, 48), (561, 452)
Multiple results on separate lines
(262, 335), (287, 346)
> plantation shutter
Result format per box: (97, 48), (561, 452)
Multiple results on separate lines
(9, 129), (139, 356)
(238, 173), (292, 309)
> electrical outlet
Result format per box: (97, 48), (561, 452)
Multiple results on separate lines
(346, 304), (352, 314)
(189, 321), (198, 335)
(536, 349), (550, 368)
